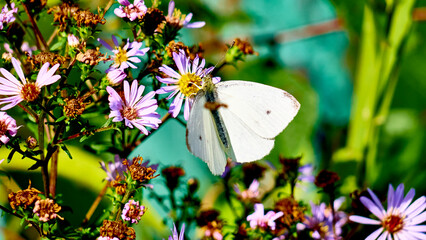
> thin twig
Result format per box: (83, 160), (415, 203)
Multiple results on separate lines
(82, 182), (110, 224)
(22, 3), (48, 50)
(55, 125), (115, 144)
(47, 28), (59, 47)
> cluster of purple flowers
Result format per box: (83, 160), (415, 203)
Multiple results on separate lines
(114, 0), (147, 21)
(0, 2), (17, 30)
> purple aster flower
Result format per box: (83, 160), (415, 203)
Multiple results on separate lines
(166, 223), (185, 240)
(299, 197), (347, 240)
(166, 0), (205, 29)
(106, 80), (161, 135)
(298, 163), (315, 183)
(0, 111), (19, 145)
(0, 57), (61, 110)
(67, 34), (79, 48)
(234, 179), (260, 201)
(0, 3), (18, 30)
(247, 203), (284, 230)
(156, 50), (220, 120)
(121, 199), (146, 223)
(20, 42), (36, 56)
(98, 35), (149, 70)
(114, 0), (147, 21)
(100, 155), (127, 181)
(349, 184), (426, 239)
(106, 67), (127, 86)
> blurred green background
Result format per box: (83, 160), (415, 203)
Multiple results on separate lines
(1, 0), (425, 239)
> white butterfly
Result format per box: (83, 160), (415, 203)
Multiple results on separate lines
(186, 78), (300, 175)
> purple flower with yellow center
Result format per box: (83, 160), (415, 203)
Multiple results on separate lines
(121, 199), (146, 223)
(0, 111), (18, 145)
(0, 2), (18, 30)
(114, 0), (147, 21)
(247, 203), (284, 230)
(98, 35), (149, 70)
(106, 80), (161, 135)
(0, 57), (61, 110)
(166, 0), (205, 29)
(299, 197), (347, 240)
(156, 50), (219, 120)
(349, 184), (426, 240)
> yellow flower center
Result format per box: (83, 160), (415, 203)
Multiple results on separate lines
(178, 73), (202, 97)
(383, 214), (404, 234)
(21, 82), (40, 102)
(115, 47), (128, 66)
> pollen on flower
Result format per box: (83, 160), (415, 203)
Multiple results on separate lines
(178, 73), (202, 97)
(0, 121), (7, 136)
(21, 83), (41, 102)
(383, 215), (404, 233)
(114, 47), (129, 66)
(121, 106), (138, 121)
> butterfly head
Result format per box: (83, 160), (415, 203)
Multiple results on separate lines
(201, 76), (216, 92)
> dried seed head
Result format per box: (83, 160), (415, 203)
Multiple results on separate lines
(162, 166), (185, 190)
(140, 8), (165, 36)
(63, 93), (91, 118)
(274, 197), (306, 228)
(48, 3), (80, 31)
(76, 48), (106, 66)
(73, 10), (105, 27)
(8, 181), (42, 210)
(99, 220), (136, 240)
(125, 157), (158, 183)
(28, 51), (67, 68)
(33, 198), (63, 222)
(233, 38), (258, 56)
(314, 169), (340, 191)
(166, 41), (189, 58)
(26, 136), (38, 149)
(111, 175), (127, 195)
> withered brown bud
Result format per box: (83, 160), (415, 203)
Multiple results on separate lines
(48, 3), (80, 31)
(8, 181), (42, 210)
(274, 197), (305, 228)
(315, 169), (340, 192)
(162, 166), (185, 191)
(279, 156), (301, 183)
(33, 198), (63, 222)
(26, 136), (38, 149)
(140, 8), (165, 36)
(166, 41), (189, 58)
(233, 38), (258, 56)
(76, 48), (106, 66)
(28, 51), (66, 68)
(73, 10), (105, 27)
(63, 92), (91, 118)
(125, 157), (158, 183)
(111, 175), (127, 195)
(99, 220), (136, 240)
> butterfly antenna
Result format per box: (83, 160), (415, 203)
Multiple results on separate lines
(212, 40), (236, 75)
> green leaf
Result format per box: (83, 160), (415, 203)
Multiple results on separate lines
(60, 144), (73, 159)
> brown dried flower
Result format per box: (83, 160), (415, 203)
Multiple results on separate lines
(314, 169), (340, 192)
(28, 51), (67, 68)
(274, 197), (306, 228)
(279, 156), (301, 183)
(140, 8), (165, 36)
(73, 10), (105, 28)
(99, 220), (136, 240)
(63, 92), (91, 118)
(162, 166), (185, 190)
(233, 38), (258, 56)
(26, 136), (38, 149)
(33, 198), (63, 222)
(47, 3), (80, 31)
(8, 181), (42, 210)
(111, 175), (127, 195)
(166, 41), (189, 58)
(125, 157), (158, 183)
(76, 48), (106, 66)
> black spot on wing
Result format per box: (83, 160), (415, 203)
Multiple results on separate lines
(199, 135), (202, 141)
(266, 110), (271, 115)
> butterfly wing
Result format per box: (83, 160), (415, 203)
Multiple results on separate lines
(218, 106), (275, 163)
(186, 91), (228, 175)
(216, 80), (300, 139)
